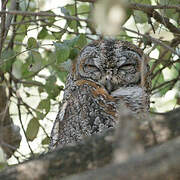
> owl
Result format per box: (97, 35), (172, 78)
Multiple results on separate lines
(49, 39), (151, 150)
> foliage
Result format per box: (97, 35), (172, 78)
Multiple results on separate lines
(0, 0), (179, 166)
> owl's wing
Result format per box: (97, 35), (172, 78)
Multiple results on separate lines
(111, 86), (149, 113)
(49, 102), (68, 150)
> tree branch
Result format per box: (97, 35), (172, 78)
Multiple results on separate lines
(129, 3), (180, 36)
(64, 136), (180, 180)
(0, 10), (90, 23)
(123, 27), (179, 56)
(0, 108), (180, 179)
(76, 0), (96, 2)
(0, 130), (115, 180)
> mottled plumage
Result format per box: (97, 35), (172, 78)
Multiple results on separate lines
(49, 39), (151, 150)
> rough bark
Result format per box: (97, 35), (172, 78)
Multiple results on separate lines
(0, 130), (115, 180)
(63, 136), (180, 180)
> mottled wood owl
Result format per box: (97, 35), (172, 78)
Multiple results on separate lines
(49, 39), (151, 150)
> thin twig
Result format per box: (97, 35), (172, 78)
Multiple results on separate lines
(123, 27), (179, 56)
(152, 78), (178, 92)
(17, 98), (34, 155)
(152, 59), (180, 79)
(0, 10), (90, 23)
(129, 3), (180, 10)
(0, 142), (27, 159)
(0, 0), (8, 57)
(74, 0), (79, 33)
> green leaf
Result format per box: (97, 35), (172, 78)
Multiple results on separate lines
(42, 137), (50, 145)
(46, 10), (56, 25)
(45, 75), (62, 99)
(1, 49), (16, 72)
(78, 4), (90, 14)
(131, 0), (151, 4)
(64, 4), (75, 15)
(158, 45), (172, 65)
(54, 42), (70, 63)
(159, 83), (171, 96)
(26, 118), (40, 141)
(38, 28), (48, 39)
(27, 37), (38, 49)
(159, 0), (177, 5)
(46, 84), (61, 100)
(47, 51), (57, 64)
(134, 10), (148, 24)
(47, 75), (57, 84)
(59, 59), (72, 72)
(74, 34), (87, 49)
(63, 39), (76, 48)
(61, 7), (70, 16)
(152, 73), (164, 89)
(22, 50), (44, 74)
(16, 16), (29, 35)
(19, 0), (28, 11)
(37, 99), (51, 113)
(12, 59), (23, 79)
(69, 48), (79, 60)
(68, 20), (78, 31)
(29, 50), (42, 62)
(21, 62), (32, 77)
(36, 111), (45, 120)
(52, 31), (64, 40)
(56, 71), (68, 83)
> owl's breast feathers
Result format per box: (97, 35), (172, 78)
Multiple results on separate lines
(74, 79), (117, 117)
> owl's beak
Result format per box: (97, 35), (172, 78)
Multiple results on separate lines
(105, 77), (112, 93)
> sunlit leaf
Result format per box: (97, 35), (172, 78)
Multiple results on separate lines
(134, 10), (148, 24)
(68, 20), (78, 31)
(74, 34), (87, 49)
(46, 10), (56, 25)
(59, 59), (72, 72)
(78, 4), (90, 14)
(36, 111), (45, 120)
(38, 28), (49, 39)
(64, 4), (75, 15)
(159, 83), (172, 96)
(52, 31), (64, 40)
(47, 75), (57, 84)
(19, 0), (28, 11)
(159, 0), (178, 21)
(26, 118), (40, 141)
(69, 48), (79, 60)
(54, 42), (70, 63)
(12, 59), (23, 79)
(1, 49), (16, 72)
(152, 73), (164, 90)
(61, 7), (70, 16)
(42, 137), (50, 145)
(27, 37), (38, 49)
(37, 98), (51, 113)
(46, 84), (62, 100)
(131, 0), (151, 4)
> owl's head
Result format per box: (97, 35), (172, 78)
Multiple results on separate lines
(74, 39), (149, 93)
